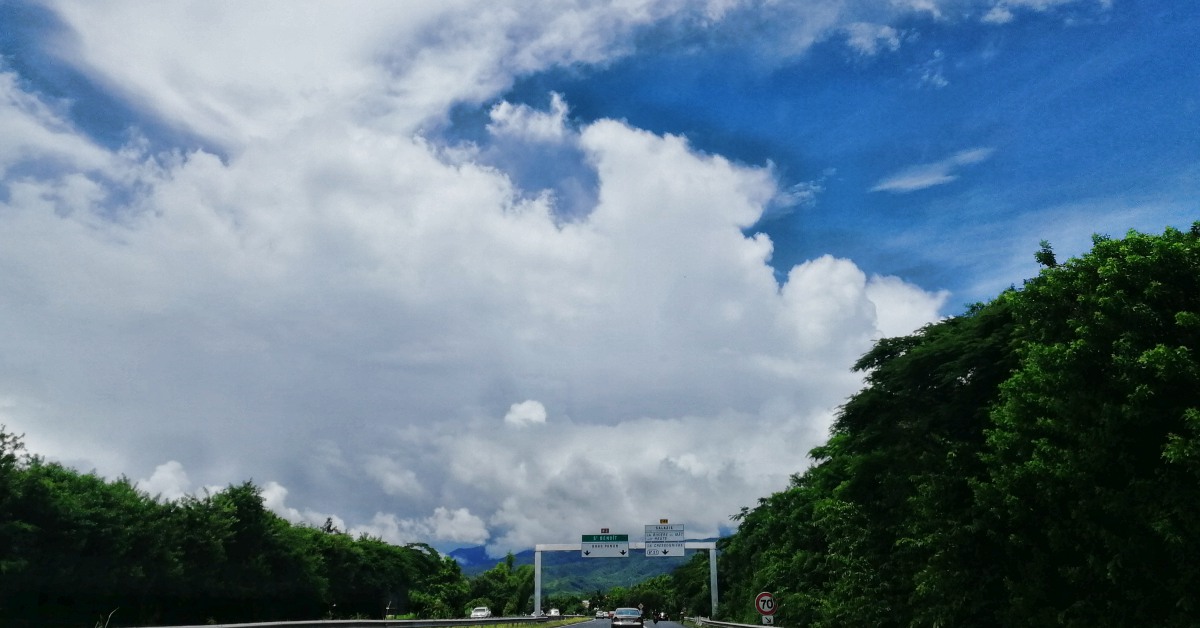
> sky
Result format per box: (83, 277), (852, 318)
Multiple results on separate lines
(0, 0), (1196, 559)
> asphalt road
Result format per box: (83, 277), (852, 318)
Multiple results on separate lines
(581, 619), (684, 628)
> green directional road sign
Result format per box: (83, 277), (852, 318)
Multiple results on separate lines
(582, 534), (630, 557)
(582, 534), (629, 542)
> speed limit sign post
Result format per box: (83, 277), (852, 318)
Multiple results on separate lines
(755, 592), (776, 624)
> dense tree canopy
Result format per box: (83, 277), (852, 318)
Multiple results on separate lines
(0, 435), (470, 627)
(710, 224), (1200, 626)
(467, 553), (535, 616)
(0, 424), (674, 627)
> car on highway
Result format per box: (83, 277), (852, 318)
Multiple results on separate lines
(611, 607), (643, 628)
(548, 608), (561, 617)
(596, 610), (607, 619)
(470, 607), (492, 619)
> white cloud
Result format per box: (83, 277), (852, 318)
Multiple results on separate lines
(0, 85), (948, 554)
(774, 179), (825, 209)
(871, 147), (996, 193)
(505, 400), (549, 427)
(136, 461), (191, 502)
(982, 0), (1110, 24)
(0, 71), (112, 177)
(915, 49), (951, 88)
(489, 93), (571, 143)
(0, 1), (963, 557)
(364, 456), (425, 497)
(352, 507), (490, 546)
(866, 275), (950, 337)
(43, 1), (685, 150)
(429, 507), (491, 544)
(982, 6), (1016, 23)
(262, 480), (347, 531)
(844, 23), (902, 56)
(35, 0), (1110, 152)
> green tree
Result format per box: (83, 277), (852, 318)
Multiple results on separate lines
(718, 296), (1020, 627)
(205, 482), (323, 620)
(411, 550), (470, 618)
(630, 574), (676, 619)
(839, 298), (1019, 626)
(0, 427), (30, 583)
(465, 553), (536, 617)
(159, 490), (236, 622)
(978, 226), (1200, 626)
(670, 553), (711, 618)
(0, 454), (181, 627)
(0, 428), (471, 626)
(716, 223), (1200, 626)
(1036, 239), (1059, 268)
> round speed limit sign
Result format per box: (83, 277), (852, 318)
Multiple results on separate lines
(755, 592), (776, 616)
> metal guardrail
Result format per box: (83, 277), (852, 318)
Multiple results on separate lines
(149, 616), (553, 628)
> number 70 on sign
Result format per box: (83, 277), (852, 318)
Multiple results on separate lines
(755, 592), (776, 616)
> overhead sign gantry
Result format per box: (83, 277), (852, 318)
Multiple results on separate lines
(533, 521), (718, 618)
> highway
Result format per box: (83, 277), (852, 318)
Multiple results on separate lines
(580, 618), (685, 628)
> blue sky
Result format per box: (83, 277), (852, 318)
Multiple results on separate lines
(487, 0), (1199, 306)
(0, 0), (1196, 555)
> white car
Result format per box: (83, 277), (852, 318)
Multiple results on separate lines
(596, 610), (607, 619)
(470, 607), (492, 619)
(548, 608), (561, 617)
(611, 608), (643, 628)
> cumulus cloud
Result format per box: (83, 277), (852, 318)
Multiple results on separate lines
(136, 461), (191, 502)
(866, 275), (950, 337)
(353, 507), (490, 546)
(871, 147), (996, 193)
(488, 93), (572, 143)
(0, 1), (963, 557)
(263, 481), (347, 531)
(505, 400), (549, 427)
(0, 80), (947, 554)
(365, 456), (425, 497)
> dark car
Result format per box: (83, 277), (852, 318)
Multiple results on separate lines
(611, 607), (643, 628)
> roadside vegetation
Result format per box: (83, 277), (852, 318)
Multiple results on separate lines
(695, 224), (1200, 626)
(0, 426), (687, 627)
(0, 443), (471, 627)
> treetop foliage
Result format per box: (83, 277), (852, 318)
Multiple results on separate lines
(710, 223), (1200, 627)
(0, 434), (471, 627)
